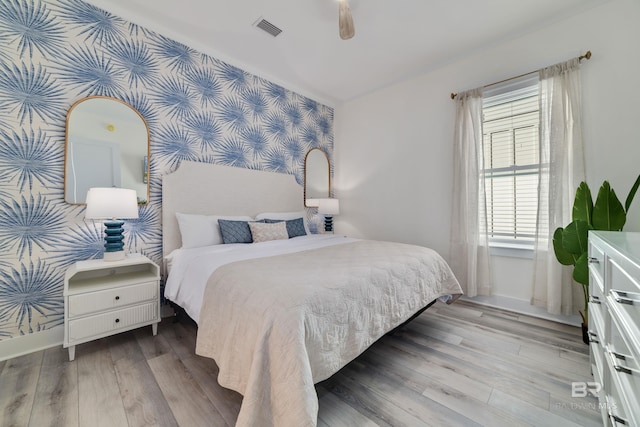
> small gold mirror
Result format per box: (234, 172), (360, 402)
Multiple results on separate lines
(64, 96), (150, 204)
(304, 148), (330, 207)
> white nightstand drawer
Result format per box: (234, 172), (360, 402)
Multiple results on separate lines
(68, 280), (158, 318)
(67, 301), (158, 344)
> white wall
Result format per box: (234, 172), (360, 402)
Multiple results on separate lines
(334, 0), (640, 314)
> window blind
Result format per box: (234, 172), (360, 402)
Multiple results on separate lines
(482, 84), (540, 245)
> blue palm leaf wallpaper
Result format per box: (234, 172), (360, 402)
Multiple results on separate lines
(0, 0), (333, 343)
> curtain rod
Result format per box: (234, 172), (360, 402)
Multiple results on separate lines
(450, 50), (592, 100)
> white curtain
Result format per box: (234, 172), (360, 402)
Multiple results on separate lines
(531, 58), (585, 316)
(450, 88), (491, 297)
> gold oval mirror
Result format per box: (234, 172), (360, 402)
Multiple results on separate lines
(304, 148), (330, 207)
(64, 96), (150, 204)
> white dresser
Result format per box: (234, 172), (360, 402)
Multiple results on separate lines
(588, 231), (640, 426)
(63, 255), (160, 361)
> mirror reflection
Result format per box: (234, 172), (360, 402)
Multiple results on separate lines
(65, 96), (150, 204)
(304, 148), (330, 207)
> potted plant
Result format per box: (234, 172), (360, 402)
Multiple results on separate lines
(553, 175), (640, 343)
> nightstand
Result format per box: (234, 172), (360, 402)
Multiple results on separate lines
(63, 255), (160, 361)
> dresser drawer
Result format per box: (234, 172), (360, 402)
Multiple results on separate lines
(68, 281), (158, 318)
(608, 298), (640, 375)
(67, 301), (158, 344)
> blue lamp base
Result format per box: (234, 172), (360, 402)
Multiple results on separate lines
(103, 220), (125, 261)
(324, 216), (334, 233)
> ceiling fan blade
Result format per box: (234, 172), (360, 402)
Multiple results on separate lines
(339, 0), (355, 40)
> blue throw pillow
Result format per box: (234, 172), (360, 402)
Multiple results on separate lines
(265, 217), (307, 238)
(218, 219), (264, 244)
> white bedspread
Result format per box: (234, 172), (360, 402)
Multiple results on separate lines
(164, 235), (356, 323)
(187, 237), (462, 427)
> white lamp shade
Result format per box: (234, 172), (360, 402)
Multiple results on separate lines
(318, 198), (340, 215)
(85, 188), (139, 220)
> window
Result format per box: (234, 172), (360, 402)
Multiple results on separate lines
(482, 80), (540, 249)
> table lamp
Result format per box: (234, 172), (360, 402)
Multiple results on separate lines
(85, 187), (139, 261)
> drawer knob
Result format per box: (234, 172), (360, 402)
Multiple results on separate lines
(589, 296), (601, 304)
(587, 330), (599, 344)
(115, 318), (120, 323)
(115, 295), (120, 301)
(588, 257), (600, 264)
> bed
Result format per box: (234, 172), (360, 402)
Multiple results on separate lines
(162, 161), (463, 427)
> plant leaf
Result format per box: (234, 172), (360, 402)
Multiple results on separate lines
(625, 174), (640, 213)
(553, 227), (575, 265)
(573, 252), (589, 285)
(562, 220), (589, 255)
(572, 182), (593, 226)
(593, 181), (626, 231)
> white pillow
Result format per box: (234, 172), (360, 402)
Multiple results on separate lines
(255, 211), (311, 234)
(176, 213), (253, 248)
(249, 221), (289, 243)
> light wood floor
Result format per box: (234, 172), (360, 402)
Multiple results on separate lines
(0, 301), (602, 427)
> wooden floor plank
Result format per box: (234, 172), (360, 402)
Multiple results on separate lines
(357, 343), (526, 427)
(559, 348), (591, 364)
(420, 380), (530, 427)
(133, 327), (174, 361)
(326, 371), (429, 427)
(0, 351), (43, 427)
(489, 388), (585, 427)
(337, 358), (480, 427)
(179, 353), (243, 426)
(147, 352), (227, 427)
(28, 346), (78, 427)
(415, 316), (523, 355)
(515, 313), (583, 335)
(107, 330), (146, 365)
(437, 302), (587, 353)
(388, 331), (556, 409)
(550, 393), (602, 427)
(363, 340), (493, 403)
(114, 357), (179, 427)
(77, 340), (128, 427)
(157, 320), (197, 361)
(407, 315), (591, 387)
(518, 343), (592, 378)
(318, 391), (380, 427)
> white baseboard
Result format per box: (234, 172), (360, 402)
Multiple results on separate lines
(461, 294), (582, 327)
(0, 326), (64, 362)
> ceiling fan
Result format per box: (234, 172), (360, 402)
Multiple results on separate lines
(338, 0), (355, 40)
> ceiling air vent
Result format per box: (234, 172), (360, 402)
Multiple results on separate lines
(254, 17), (282, 37)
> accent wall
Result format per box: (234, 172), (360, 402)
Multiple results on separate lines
(0, 0), (334, 346)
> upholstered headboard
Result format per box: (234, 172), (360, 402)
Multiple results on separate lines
(162, 161), (304, 258)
